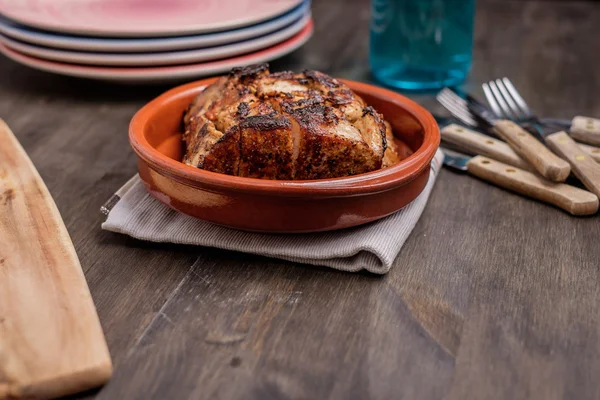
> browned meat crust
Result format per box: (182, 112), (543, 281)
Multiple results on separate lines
(183, 64), (401, 179)
(382, 121), (402, 168)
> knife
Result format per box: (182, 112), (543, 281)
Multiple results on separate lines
(465, 99), (571, 182)
(434, 95), (600, 164)
(442, 147), (599, 216)
(439, 123), (535, 172)
(436, 114), (600, 165)
(504, 116), (600, 198)
(439, 122), (600, 196)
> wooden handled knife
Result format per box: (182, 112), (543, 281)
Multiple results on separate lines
(442, 147), (599, 216)
(440, 124), (600, 166)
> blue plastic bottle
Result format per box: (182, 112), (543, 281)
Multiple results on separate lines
(370, 0), (476, 90)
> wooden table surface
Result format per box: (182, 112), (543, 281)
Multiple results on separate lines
(1, 0), (599, 399)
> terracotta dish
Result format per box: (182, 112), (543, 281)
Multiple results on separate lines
(129, 77), (439, 233)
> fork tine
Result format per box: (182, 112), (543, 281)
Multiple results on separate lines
(482, 82), (503, 118)
(440, 88), (478, 121)
(488, 80), (515, 119)
(437, 89), (465, 109)
(436, 89), (477, 127)
(436, 89), (464, 111)
(437, 102), (476, 127)
(437, 96), (475, 127)
(501, 78), (533, 118)
(441, 88), (470, 108)
(495, 79), (525, 119)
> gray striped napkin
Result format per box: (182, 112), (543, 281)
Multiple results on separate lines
(101, 149), (443, 274)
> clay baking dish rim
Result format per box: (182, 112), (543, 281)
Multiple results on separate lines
(129, 78), (440, 197)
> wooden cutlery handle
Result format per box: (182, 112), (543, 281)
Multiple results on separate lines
(546, 131), (600, 197)
(570, 116), (600, 146)
(441, 124), (534, 171)
(576, 142), (600, 163)
(466, 155), (598, 216)
(493, 120), (571, 182)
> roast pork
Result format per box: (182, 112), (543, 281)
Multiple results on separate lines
(183, 64), (401, 180)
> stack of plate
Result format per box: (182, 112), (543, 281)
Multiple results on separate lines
(0, 0), (313, 83)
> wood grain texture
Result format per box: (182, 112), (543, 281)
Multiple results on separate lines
(546, 131), (600, 197)
(466, 155), (598, 216)
(493, 120), (571, 181)
(571, 116), (600, 146)
(0, 121), (112, 399)
(1, 0), (600, 399)
(441, 124), (534, 171)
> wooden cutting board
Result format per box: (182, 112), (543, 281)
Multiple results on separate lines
(0, 120), (112, 399)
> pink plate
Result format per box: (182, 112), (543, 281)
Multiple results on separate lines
(0, 20), (314, 83)
(0, 12), (310, 66)
(0, 2), (308, 52)
(0, 0), (304, 37)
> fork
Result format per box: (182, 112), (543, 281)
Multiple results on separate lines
(438, 86), (570, 182)
(484, 78), (600, 197)
(436, 87), (600, 164)
(481, 80), (600, 145)
(433, 114), (534, 173)
(431, 111), (536, 171)
(435, 88), (551, 173)
(482, 79), (562, 135)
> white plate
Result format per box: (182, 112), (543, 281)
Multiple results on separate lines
(0, 20), (313, 83)
(0, 12), (310, 66)
(0, 2), (309, 52)
(0, 0), (303, 37)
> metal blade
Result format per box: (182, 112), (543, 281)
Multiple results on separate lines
(433, 114), (474, 130)
(440, 147), (470, 171)
(539, 117), (572, 130)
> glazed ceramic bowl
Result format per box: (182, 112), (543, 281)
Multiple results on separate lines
(129, 77), (439, 233)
